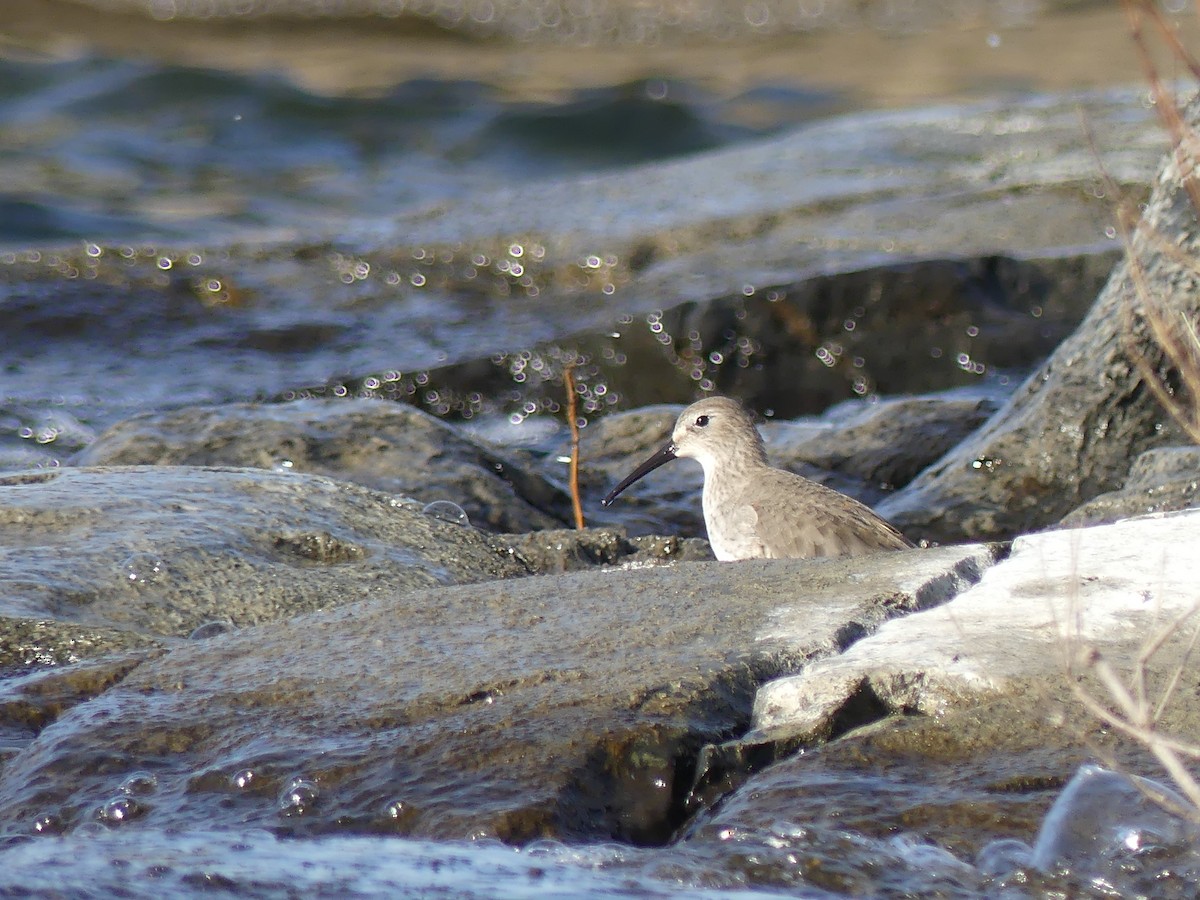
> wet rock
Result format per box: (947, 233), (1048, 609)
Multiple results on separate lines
(1059, 478), (1200, 528)
(1124, 445), (1200, 487)
(75, 399), (572, 534)
(0, 466), (528, 642)
(0, 544), (995, 843)
(765, 390), (1003, 501)
(0, 619), (161, 673)
(1060, 445), (1200, 528)
(658, 511), (1200, 894)
(505, 527), (712, 573)
(749, 510), (1200, 744)
(879, 124), (1200, 544)
(301, 251), (1114, 426)
(676, 700), (1200, 898)
(575, 405), (706, 539)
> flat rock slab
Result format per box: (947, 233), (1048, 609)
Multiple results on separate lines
(752, 509), (1200, 742)
(75, 398), (572, 533)
(0, 465), (527, 641)
(0, 544), (996, 843)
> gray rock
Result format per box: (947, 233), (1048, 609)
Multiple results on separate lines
(0, 619), (161, 672)
(765, 390), (1003, 500)
(750, 510), (1200, 743)
(1060, 445), (1200, 527)
(677, 511), (1200, 882)
(0, 544), (995, 842)
(879, 128), (1200, 543)
(1059, 479), (1200, 528)
(75, 399), (571, 534)
(506, 527), (713, 572)
(1126, 446), (1200, 489)
(0, 465), (528, 642)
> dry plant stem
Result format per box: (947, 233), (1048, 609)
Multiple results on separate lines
(1074, 647), (1200, 817)
(1124, 0), (1200, 210)
(1136, 596), (1200, 720)
(564, 363), (585, 530)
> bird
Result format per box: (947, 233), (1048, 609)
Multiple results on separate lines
(601, 396), (913, 561)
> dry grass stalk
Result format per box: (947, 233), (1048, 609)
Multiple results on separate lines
(564, 363), (585, 529)
(1109, 1), (1200, 442)
(1058, 0), (1200, 822)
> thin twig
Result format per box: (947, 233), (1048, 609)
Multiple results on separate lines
(564, 363), (585, 530)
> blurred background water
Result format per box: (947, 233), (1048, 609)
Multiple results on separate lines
(2, 0), (1188, 248)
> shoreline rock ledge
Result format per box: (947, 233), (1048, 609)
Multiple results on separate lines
(0, 543), (996, 842)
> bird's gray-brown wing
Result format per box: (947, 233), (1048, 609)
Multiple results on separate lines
(745, 469), (913, 560)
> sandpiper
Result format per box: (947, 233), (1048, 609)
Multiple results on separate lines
(601, 396), (913, 560)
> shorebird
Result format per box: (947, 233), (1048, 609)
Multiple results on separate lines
(601, 396), (913, 561)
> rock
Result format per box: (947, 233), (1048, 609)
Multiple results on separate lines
(0, 619), (161, 673)
(576, 405), (707, 539)
(74, 399), (572, 534)
(765, 390), (1003, 501)
(1126, 445), (1200, 488)
(0, 544), (995, 842)
(298, 251), (1115, 425)
(505, 527), (712, 572)
(0, 466), (528, 644)
(1060, 445), (1200, 528)
(748, 510), (1200, 743)
(879, 124), (1200, 544)
(1059, 478), (1200, 528)
(674, 513), (1200, 890)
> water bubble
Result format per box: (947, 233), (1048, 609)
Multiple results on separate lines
(120, 773), (158, 796)
(98, 795), (144, 825)
(188, 621), (235, 641)
(422, 501), (470, 527)
(121, 553), (166, 586)
(277, 777), (319, 817)
(231, 769), (256, 790)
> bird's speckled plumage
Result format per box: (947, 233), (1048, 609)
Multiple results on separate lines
(602, 396), (913, 561)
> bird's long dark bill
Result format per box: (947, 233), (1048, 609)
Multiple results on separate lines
(600, 442), (677, 507)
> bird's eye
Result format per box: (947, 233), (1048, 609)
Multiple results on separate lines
(694, 415), (710, 427)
